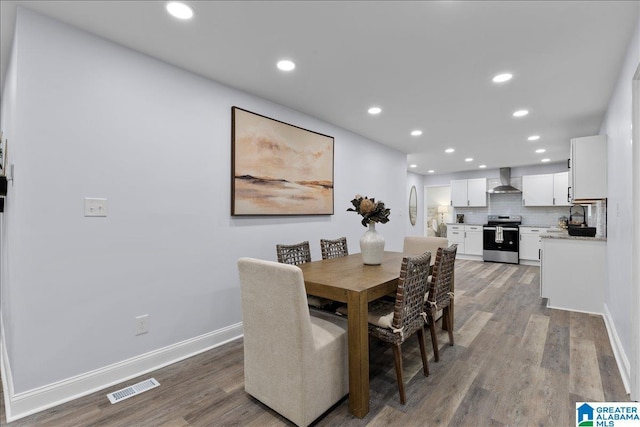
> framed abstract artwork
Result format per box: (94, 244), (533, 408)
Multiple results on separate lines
(231, 107), (334, 215)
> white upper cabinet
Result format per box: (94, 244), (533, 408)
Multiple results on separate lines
(570, 135), (607, 201)
(467, 179), (487, 207)
(450, 180), (468, 207)
(553, 172), (570, 206)
(522, 172), (570, 206)
(451, 178), (487, 207)
(522, 174), (553, 206)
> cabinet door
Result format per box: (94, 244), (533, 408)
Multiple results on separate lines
(448, 227), (465, 254)
(522, 174), (553, 206)
(520, 233), (541, 260)
(553, 172), (570, 206)
(571, 135), (607, 200)
(467, 178), (487, 207)
(450, 180), (468, 207)
(465, 227), (483, 256)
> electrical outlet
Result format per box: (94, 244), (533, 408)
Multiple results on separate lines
(135, 315), (149, 335)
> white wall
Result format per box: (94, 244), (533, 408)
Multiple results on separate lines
(600, 14), (640, 394)
(0, 7), (409, 411)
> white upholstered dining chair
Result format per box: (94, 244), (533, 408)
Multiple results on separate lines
(403, 236), (448, 259)
(237, 257), (349, 427)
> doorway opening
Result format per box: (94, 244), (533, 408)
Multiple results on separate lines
(424, 185), (451, 237)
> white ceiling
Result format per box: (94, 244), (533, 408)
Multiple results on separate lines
(1, 1), (638, 175)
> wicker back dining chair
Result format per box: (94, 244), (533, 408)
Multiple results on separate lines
(320, 237), (349, 260)
(425, 244), (458, 362)
(276, 241), (312, 266)
(367, 251), (432, 404)
(276, 241), (331, 309)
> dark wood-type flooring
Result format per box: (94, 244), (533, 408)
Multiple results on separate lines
(1, 260), (629, 426)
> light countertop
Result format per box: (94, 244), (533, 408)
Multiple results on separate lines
(540, 230), (606, 241)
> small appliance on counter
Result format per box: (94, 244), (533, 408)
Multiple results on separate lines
(568, 204), (596, 237)
(558, 216), (568, 229)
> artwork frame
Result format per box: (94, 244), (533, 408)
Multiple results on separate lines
(231, 107), (334, 216)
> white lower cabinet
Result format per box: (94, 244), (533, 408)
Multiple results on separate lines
(447, 224), (465, 255)
(447, 224), (482, 256)
(540, 237), (605, 314)
(519, 227), (549, 262)
(464, 225), (483, 256)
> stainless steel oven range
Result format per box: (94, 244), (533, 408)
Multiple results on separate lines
(483, 215), (522, 264)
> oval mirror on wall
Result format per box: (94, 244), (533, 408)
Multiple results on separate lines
(409, 185), (417, 226)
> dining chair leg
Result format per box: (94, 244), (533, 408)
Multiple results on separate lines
(392, 344), (406, 404)
(428, 313), (440, 362)
(416, 328), (430, 377)
(445, 307), (454, 346)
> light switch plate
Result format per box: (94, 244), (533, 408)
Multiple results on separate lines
(84, 198), (108, 217)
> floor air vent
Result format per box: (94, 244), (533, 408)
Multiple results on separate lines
(107, 378), (160, 404)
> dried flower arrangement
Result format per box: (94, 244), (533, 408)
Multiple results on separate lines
(347, 195), (391, 227)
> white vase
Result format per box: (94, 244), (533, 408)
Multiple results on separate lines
(360, 221), (385, 265)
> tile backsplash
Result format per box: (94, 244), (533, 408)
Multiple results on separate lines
(453, 193), (570, 226)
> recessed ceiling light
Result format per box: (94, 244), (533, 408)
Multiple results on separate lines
(276, 60), (296, 71)
(528, 135), (540, 141)
(492, 73), (513, 83)
(535, 148), (546, 153)
(428, 170), (435, 174)
(479, 164), (487, 169)
(166, 2), (194, 19)
(541, 158), (550, 162)
(409, 164), (417, 168)
(465, 158), (474, 162)
(368, 107), (382, 115)
(513, 110), (529, 117)
(445, 148), (455, 153)
(411, 130), (423, 136)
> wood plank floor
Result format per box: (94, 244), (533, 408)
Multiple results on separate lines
(1, 260), (629, 426)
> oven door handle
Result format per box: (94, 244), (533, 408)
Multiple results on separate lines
(484, 227), (496, 231)
(483, 226), (519, 231)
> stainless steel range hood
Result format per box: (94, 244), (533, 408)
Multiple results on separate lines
(487, 167), (522, 194)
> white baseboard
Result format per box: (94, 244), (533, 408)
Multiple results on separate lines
(603, 304), (631, 395)
(456, 254), (483, 261)
(545, 301), (603, 316)
(1, 322), (244, 422)
(1, 320), (16, 421)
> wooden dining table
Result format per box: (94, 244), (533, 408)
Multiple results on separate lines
(298, 251), (406, 418)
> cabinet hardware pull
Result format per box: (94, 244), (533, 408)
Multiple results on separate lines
(567, 158), (571, 169)
(553, 197), (555, 205)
